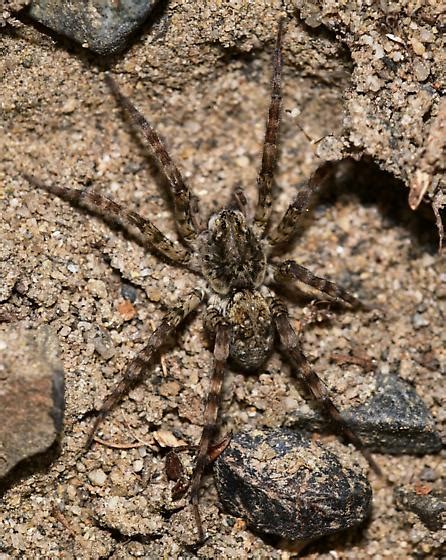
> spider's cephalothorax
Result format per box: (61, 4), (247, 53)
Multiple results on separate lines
(200, 209), (267, 294)
(25, 20), (380, 544)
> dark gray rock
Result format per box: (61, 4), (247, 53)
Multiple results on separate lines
(394, 485), (446, 531)
(28, 0), (160, 55)
(0, 325), (64, 478)
(290, 374), (441, 455)
(121, 282), (137, 302)
(214, 428), (372, 542)
(342, 374), (442, 454)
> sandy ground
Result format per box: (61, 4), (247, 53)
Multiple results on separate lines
(0, 1), (445, 558)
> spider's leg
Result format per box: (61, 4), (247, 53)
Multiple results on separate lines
(270, 297), (381, 475)
(266, 162), (332, 248)
(190, 321), (230, 542)
(24, 175), (191, 266)
(86, 288), (205, 448)
(105, 75), (200, 243)
(253, 20), (284, 237)
(270, 259), (361, 307)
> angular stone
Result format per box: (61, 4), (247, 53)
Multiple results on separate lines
(343, 374), (442, 454)
(214, 428), (372, 541)
(394, 485), (446, 531)
(0, 325), (64, 478)
(291, 374), (441, 455)
(28, 0), (160, 55)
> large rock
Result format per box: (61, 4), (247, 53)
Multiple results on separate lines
(214, 428), (372, 542)
(28, 0), (160, 55)
(0, 325), (64, 479)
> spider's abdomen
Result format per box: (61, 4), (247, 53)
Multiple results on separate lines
(200, 209), (266, 295)
(226, 290), (274, 371)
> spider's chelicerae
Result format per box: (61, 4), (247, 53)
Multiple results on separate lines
(26, 21), (380, 541)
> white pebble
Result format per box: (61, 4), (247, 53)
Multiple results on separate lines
(133, 459), (144, 473)
(88, 468), (107, 486)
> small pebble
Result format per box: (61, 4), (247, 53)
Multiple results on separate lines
(419, 468), (437, 482)
(133, 459), (144, 473)
(93, 328), (115, 360)
(121, 282), (137, 302)
(342, 374), (442, 454)
(88, 468), (107, 486)
(117, 300), (137, 321)
(412, 312), (430, 329)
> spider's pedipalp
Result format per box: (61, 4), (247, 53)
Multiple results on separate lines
(24, 174), (191, 265)
(86, 288), (205, 448)
(105, 74), (199, 244)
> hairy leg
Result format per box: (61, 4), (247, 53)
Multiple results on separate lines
(271, 259), (361, 307)
(189, 321), (230, 542)
(105, 74), (200, 243)
(24, 174), (191, 265)
(86, 289), (205, 448)
(253, 20), (283, 236)
(266, 162), (332, 248)
(270, 297), (381, 475)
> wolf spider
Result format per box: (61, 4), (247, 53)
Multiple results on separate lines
(25, 21), (380, 542)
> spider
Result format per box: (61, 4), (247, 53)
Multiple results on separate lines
(25, 20), (380, 542)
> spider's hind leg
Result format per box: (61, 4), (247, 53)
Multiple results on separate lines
(189, 321), (230, 542)
(270, 297), (381, 476)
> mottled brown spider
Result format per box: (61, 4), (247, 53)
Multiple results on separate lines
(25, 21), (379, 542)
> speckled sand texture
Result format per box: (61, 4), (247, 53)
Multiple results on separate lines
(1, 1), (445, 558)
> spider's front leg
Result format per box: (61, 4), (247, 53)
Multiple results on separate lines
(266, 162), (333, 248)
(270, 297), (381, 476)
(86, 289), (205, 448)
(253, 20), (284, 236)
(24, 174), (191, 265)
(105, 75), (200, 244)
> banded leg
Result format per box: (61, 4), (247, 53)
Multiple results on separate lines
(267, 162), (333, 247)
(253, 20), (284, 236)
(189, 322), (230, 542)
(24, 174), (190, 265)
(86, 289), (205, 448)
(272, 259), (361, 307)
(105, 75), (199, 243)
(270, 298), (381, 475)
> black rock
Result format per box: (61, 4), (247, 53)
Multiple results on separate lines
(342, 374), (442, 454)
(28, 0), (159, 55)
(121, 282), (137, 303)
(290, 374), (441, 455)
(394, 485), (446, 531)
(214, 428), (372, 542)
